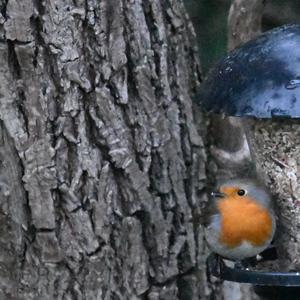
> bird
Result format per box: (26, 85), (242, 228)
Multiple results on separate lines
(204, 178), (276, 261)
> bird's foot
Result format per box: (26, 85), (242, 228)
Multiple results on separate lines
(235, 257), (257, 269)
(206, 253), (225, 283)
(234, 260), (244, 269)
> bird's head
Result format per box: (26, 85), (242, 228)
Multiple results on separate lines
(211, 178), (272, 208)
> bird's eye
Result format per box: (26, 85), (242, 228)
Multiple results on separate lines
(237, 189), (246, 196)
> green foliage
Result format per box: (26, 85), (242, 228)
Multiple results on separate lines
(184, 0), (230, 74)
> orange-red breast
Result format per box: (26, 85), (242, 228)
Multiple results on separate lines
(204, 178), (276, 260)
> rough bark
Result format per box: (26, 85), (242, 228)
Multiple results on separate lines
(227, 0), (265, 51)
(0, 0), (209, 299)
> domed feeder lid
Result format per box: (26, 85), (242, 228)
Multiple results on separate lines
(197, 24), (300, 118)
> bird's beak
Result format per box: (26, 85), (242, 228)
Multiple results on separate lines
(211, 192), (225, 198)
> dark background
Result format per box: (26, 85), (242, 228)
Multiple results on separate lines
(184, 0), (300, 73)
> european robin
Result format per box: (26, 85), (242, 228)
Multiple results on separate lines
(204, 178), (276, 260)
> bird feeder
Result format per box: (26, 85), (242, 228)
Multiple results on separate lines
(197, 24), (300, 291)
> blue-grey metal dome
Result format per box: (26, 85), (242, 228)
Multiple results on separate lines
(197, 24), (300, 118)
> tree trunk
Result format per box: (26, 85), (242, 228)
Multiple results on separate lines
(0, 0), (210, 299)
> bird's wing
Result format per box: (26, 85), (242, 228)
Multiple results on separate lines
(201, 199), (219, 227)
